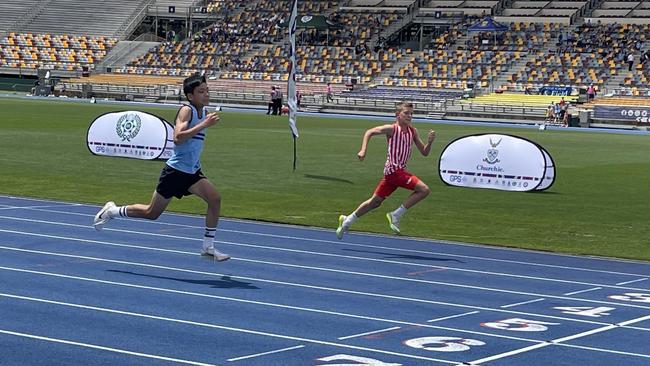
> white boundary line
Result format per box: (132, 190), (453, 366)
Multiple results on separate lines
(427, 311), (481, 323)
(466, 313), (650, 365)
(0, 293), (459, 364)
(500, 299), (546, 309)
(1, 227), (649, 312)
(337, 327), (402, 340)
(226, 345), (305, 362)
(563, 287), (603, 296)
(0, 204), (82, 211)
(8, 206), (650, 280)
(3, 281), (650, 362)
(0, 216), (649, 295)
(4, 194), (650, 268)
(0, 329), (217, 366)
(617, 278), (648, 286)
(0, 263), (558, 344)
(0, 250), (644, 330)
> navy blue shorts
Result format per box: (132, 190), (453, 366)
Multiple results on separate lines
(156, 165), (206, 199)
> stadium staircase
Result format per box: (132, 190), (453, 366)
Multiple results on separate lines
(493, 45), (551, 91)
(96, 41), (161, 73)
(371, 10), (416, 48)
(603, 42), (650, 92)
(370, 55), (413, 86)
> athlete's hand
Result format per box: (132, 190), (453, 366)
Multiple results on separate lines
(204, 113), (220, 127)
(357, 150), (366, 161)
(427, 130), (436, 143)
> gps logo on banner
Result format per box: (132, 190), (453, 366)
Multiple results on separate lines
(439, 134), (555, 192)
(86, 111), (175, 160)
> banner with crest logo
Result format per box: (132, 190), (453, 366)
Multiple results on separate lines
(87, 111), (174, 160)
(439, 134), (555, 192)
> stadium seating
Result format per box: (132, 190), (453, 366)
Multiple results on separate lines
(2, 0), (650, 108)
(0, 33), (117, 71)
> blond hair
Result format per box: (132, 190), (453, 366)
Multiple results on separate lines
(396, 101), (414, 114)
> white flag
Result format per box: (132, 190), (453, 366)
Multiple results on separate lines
(287, 0), (299, 138)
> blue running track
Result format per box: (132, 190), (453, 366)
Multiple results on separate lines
(0, 195), (649, 366)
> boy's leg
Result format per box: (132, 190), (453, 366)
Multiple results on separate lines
(401, 181), (431, 209)
(126, 191), (172, 219)
(189, 179), (229, 261)
(94, 191), (171, 230)
(189, 179), (221, 228)
(337, 194), (384, 239)
(387, 180), (430, 234)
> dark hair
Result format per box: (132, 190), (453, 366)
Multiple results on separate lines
(183, 74), (206, 96)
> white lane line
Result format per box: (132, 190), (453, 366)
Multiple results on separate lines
(0, 204), (81, 211)
(0, 264), (545, 344)
(466, 342), (550, 365)
(12, 197), (648, 266)
(616, 278), (648, 286)
(9, 206), (650, 278)
(563, 287), (602, 296)
(560, 343), (650, 359)
(0, 329), (216, 366)
(337, 327), (402, 340)
(227, 345), (305, 362)
(0, 223), (645, 307)
(2, 227), (650, 312)
(500, 298), (546, 309)
(467, 313), (650, 364)
(0, 293), (459, 364)
(427, 311), (480, 323)
(2, 214), (649, 292)
(0, 238), (646, 320)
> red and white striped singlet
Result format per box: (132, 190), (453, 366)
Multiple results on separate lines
(383, 123), (414, 175)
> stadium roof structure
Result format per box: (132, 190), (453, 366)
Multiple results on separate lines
(467, 16), (508, 33)
(279, 15), (342, 30)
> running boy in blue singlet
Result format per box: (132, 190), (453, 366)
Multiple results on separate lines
(93, 75), (230, 261)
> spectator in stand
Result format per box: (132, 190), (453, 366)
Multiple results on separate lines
(587, 84), (596, 101)
(266, 85), (276, 115)
(545, 103), (554, 124)
(273, 86), (283, 115)
(326, 82), (333, 103)
(553, 102), (562, 124)
(643, 50), (650, 65)
(296, 89), (302, 109)
(627, 52), (635, 72)
(562, 103), (571, 127)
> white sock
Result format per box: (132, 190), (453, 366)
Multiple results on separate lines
(108, 205), (128, 218)
(391, 205), (407, 220)
(343, 213), (358, 227)
(203, 227), (216, 249)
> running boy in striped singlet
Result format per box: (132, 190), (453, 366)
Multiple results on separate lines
(93, 75), (230, 261)
(336, 101), (436, 239)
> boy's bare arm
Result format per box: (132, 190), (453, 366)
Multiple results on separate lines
(357, 124), (393, 161)
(173, 106), (220, 144)
(414, 129), (436, 156)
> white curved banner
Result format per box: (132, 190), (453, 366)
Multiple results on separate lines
(87, 111), (174, 160)
(439, 134), (555, 192)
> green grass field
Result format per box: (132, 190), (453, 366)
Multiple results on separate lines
(2, 97), (649, 261)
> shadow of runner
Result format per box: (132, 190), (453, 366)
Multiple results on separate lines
(107, 269), (259, 289)
(304, 174), (354, 184)
(342, 249), (465, 263)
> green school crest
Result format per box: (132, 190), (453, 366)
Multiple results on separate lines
(116, 113), (142, 142)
